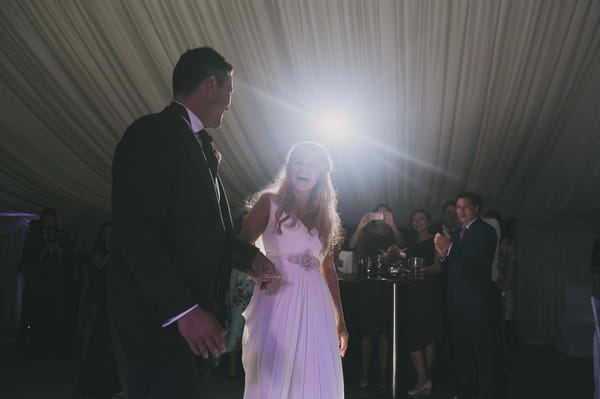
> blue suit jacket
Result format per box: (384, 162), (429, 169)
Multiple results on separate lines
(443, 217), (497, 304)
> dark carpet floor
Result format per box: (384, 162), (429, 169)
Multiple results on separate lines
(0, 340), (593, 399)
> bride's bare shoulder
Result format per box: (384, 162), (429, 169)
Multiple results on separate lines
(252, 192), (276, 214)
(240, 193), (274, 240)
(256, 192), (279, 206)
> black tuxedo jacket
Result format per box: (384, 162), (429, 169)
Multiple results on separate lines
(443, 217), (497, 304)
(109, 103), (255, 394)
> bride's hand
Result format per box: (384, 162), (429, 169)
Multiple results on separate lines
(337, 322), (349, 357)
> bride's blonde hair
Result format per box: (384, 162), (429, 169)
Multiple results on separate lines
(248, 142), (340, 255)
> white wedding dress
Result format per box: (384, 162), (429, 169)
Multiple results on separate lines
(242, 198), (344, 399)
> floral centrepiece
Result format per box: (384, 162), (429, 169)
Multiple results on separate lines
(380, 244), (407, 266)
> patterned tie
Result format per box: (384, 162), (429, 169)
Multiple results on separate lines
(459, 225), (467, 241)
(172, 103), (219, 176)
(196, 129), (219, 177)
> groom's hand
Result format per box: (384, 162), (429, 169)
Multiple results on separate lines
(248, 251), (280, 290)
(177, 307), (225, 359)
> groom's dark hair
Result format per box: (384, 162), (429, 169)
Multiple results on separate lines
(172, 47), (233, 96)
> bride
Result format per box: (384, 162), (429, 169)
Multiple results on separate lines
(238, 141), (348, 399)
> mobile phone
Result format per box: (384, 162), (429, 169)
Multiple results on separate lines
(371, 212), (384, 220)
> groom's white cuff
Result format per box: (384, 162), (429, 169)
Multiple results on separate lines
(162, 304), (198, 327)
(438, 244), (453, 262)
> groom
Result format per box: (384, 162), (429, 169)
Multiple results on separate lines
(109, 47), (277, 398)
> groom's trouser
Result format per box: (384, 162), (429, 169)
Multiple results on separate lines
(110, 316), (214, 399)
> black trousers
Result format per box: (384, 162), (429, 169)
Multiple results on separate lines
(448, 293), (506, 399)
(111, 321), (215, 399)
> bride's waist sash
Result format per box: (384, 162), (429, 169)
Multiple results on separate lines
(266, 249), (321, 271)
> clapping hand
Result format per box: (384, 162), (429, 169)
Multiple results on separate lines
(41, 242), (63, 258)
(434, 230), (452, 257)
(248, 251), (280, 290)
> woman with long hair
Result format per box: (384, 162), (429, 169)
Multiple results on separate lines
(73, 222), (121, 399)
(400, 209), (443, 397)
(239, 142), (348, 398)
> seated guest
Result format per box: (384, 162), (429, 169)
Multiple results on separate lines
(348, 203), (405, 390)
(399, 209), (443, 397)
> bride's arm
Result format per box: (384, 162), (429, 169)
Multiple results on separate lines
(321, 252), (349, 357)
(235, 193), (280, 289)
(237, 193), (271, 244)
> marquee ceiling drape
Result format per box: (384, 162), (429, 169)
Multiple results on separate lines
(1, 0), (600, 224)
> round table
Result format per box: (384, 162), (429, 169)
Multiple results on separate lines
(361, 275), (424, 399)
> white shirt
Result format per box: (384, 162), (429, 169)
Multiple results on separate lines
(175, 101), (205, 133)
(483, 217), (501, 282)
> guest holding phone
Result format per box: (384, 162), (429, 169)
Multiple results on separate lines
(348, 204), (405, 390)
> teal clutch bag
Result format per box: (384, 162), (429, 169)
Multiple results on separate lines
(224, 268), (256, 353)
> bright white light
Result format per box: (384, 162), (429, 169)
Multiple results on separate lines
(318, 112), (351, 138)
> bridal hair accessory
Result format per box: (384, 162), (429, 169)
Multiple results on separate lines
(287, 249), (320, 271)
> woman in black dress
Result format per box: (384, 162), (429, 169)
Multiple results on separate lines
(73, 222), (120, 399)
(400, 209), (443, 397)
(348, 203), (405, 389)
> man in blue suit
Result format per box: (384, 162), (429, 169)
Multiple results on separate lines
(434, 192), (504, 399)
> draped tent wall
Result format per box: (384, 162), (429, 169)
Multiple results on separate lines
(515, 216), (599, 349)
(1, 0), (600, 347)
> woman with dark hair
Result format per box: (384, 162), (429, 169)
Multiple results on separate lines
(73, 222), (120, 399)
(348, 203), (405, 390)
(400, 209), (443, 397)
(85, 222), (112, 307)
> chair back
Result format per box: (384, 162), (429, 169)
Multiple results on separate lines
(592, 296), (600, 337)
(590, 296), (600, 399)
